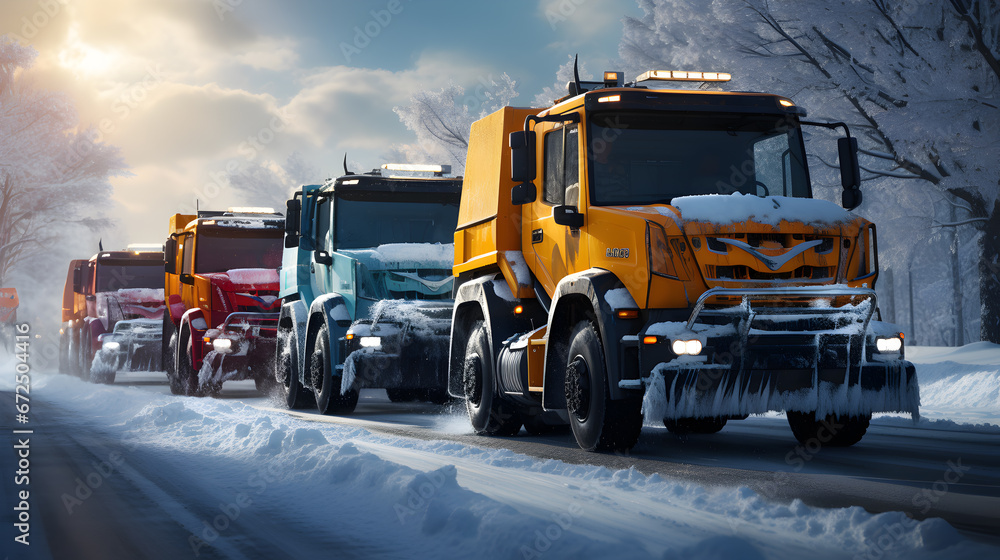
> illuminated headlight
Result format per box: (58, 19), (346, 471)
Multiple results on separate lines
(671, 339), (703, 356)
(876, 337), (902, 353)
(213, 338), (234, 354)
(103, 341), (121, 352)
(359, 336), (381, 348)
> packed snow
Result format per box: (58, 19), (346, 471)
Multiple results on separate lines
(671, 194), (857, 227)
(225, 268), (280, 286)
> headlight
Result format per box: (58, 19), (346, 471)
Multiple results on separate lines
(359, 336), (381, 348)
(103, 341), (121, 352)
(671, 339), (702, 356)
(213, 338), (234, 354)
(876, 336), (902, 353)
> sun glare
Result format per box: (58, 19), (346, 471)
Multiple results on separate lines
(58, 26), (119, 78)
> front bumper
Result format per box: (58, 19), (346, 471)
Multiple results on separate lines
(97, 319), (163, 372)
(338, 305), (451, 391)
(201, 312), (278, 381)
(621, 287), (920, 420)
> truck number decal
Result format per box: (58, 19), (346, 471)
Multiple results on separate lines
(606, 248), (630, 259)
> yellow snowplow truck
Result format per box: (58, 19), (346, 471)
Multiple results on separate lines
(449, 68), (918, 451)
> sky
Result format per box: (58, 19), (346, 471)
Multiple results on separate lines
(1, 0), (641, 248)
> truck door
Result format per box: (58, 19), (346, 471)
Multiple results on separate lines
(311, 195), (334, 297)
(527, 121), (587, 295)
(179, 233), (196, 312)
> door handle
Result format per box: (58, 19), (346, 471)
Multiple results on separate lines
(531, 229), (543, 244)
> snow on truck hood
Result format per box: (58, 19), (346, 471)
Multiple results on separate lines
(630, 194), (858, 230)
(201, 268), (279, 290)
(339, 243), (454, 271)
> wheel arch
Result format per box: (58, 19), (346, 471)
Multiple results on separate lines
(542, 268), (637, 409)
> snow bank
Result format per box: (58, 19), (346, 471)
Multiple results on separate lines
(671, 193), (855, 227)
(7, 367), (995, 559)
(903, 343), (1000, 427)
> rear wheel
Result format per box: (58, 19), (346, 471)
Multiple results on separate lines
(311, 323), (358, 415)
(165, 332), (184, 395)
(565, 321), (643, 451)
(275, 323), (313, 408)
(786, 411), (871, 447)
(462, 320), (521, 436)
(663, 417), (728, 435)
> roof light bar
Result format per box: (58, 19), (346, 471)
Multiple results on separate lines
(227, 207), (276, 214)
(635, 70), (732, 83)
(381, 163), (451, 174)
(126, 243), (163, 253)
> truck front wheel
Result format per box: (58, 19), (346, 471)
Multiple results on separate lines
(786, 411), (871, 447)
(463, 320), (521, 436)
(311, 323), (358, 415)
(564, 321), (643, 452)
(276, 323), (314, 409)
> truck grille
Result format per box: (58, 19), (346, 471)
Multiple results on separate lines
(706, 264), (833, 281)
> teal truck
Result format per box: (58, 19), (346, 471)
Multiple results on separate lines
(275, 164), (462, 413)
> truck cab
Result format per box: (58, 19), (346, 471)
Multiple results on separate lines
(162, 209), (284, 396)
(450, 69), (918, 451)
(60, 248), (165, 381)
(276, 164), (461, 413)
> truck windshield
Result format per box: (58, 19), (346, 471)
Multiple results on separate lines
(195, 228), (283, 273)
(334, 199), (459, 250)
(587, 112), (810, 206)
(95, 260), (163, 292)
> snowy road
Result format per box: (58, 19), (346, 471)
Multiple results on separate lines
(3, 344), (1000, 559)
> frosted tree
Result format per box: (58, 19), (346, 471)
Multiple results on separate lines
(619, 0), (999, 342)
(226, 152), (321, 211)
(0, 36), (127, 286)
(390, 74), (519, 174)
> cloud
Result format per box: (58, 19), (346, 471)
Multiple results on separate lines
(537, 0), (623, 40)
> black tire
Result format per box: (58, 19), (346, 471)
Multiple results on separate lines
(165, 332), (184, 395)
(462, 320), (521, 436)
(161, 312), (175, 374)
(67, 328), (81, 377)
(311, 323), (358, 415)
(177, 327), (202, 397)
(59, 330), (69, 374)
(786, 411), (871, 447)
(80, 329), (94, 380)
(664, 417), (728, 435)
(564, 321), (643, 451)
(386, 388), (419, 402)
(275, 324), (314, 409)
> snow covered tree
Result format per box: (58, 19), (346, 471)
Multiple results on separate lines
(618, 0), (1000, 342)
(390, 74), (518, 173)
(226, 152), (321, 211)
(0, 36), (127, 286)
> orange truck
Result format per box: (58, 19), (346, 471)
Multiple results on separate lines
(162, 209), (284, 396)
(59, 247), (166, 381)
(1, 288), (18, 324)
(447, 67), (918, 451)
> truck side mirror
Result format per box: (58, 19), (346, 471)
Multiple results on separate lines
(72, 267), (82, 292)
(552, 205), (584, 229)
(510, 131), (536, 182)
(511, 182), (536, 205)
(510, 131), (537, 206)
(838, 137), (862, 210)
(285, 198), (301, 248)
(164, 238), (177, 273)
